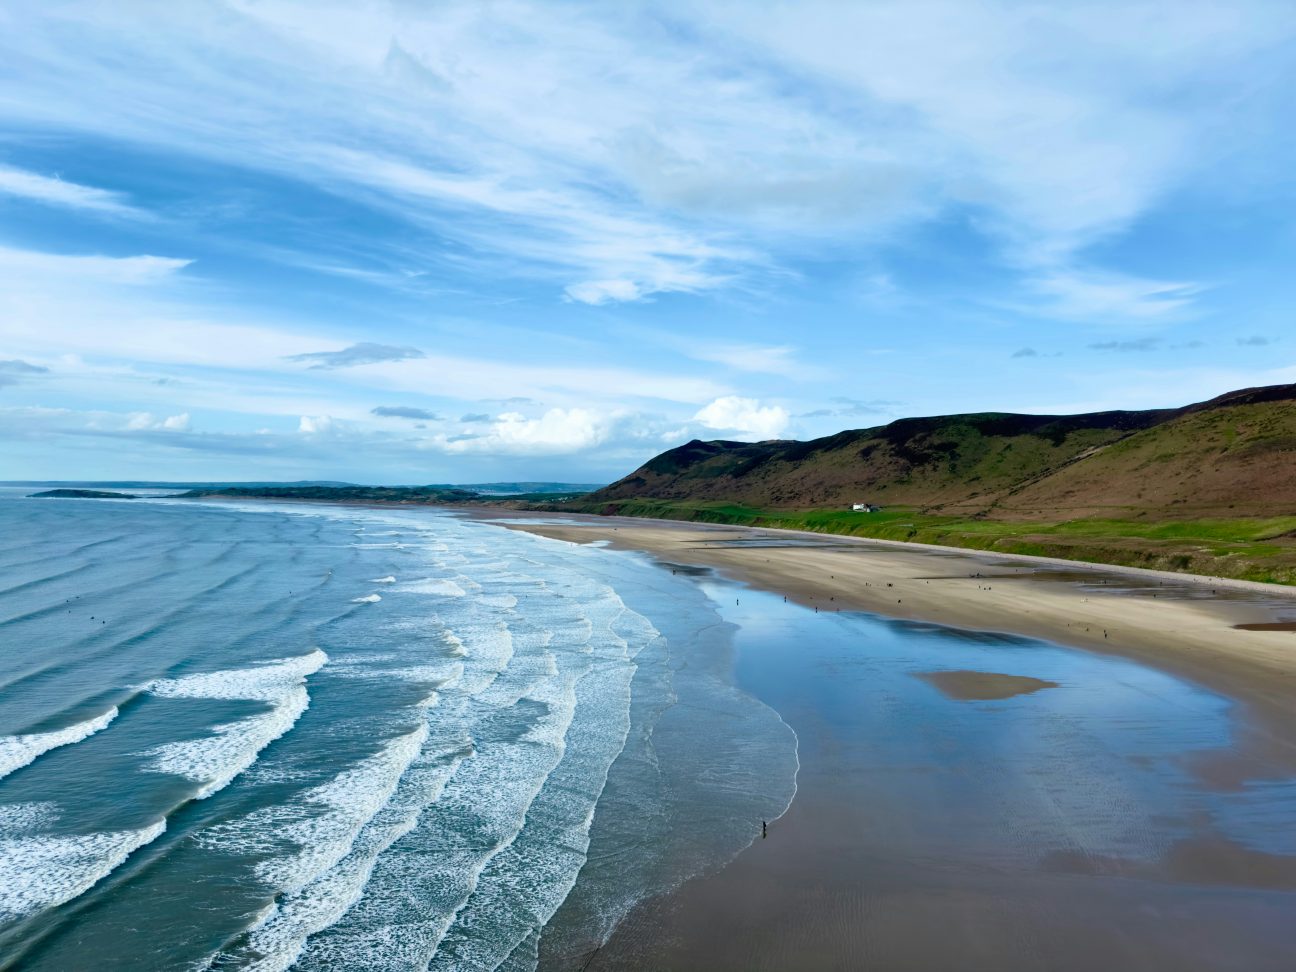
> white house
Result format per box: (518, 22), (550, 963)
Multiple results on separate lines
(852, 502), (880, 512)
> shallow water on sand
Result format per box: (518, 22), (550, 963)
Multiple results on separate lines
(593, 580), (1296, 971)
(0, 491), (796, 970)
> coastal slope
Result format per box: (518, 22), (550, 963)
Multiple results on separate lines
(555, 384), (1296, 582)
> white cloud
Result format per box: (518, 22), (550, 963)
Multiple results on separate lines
(10, 2), (1280, 308)
(438, 408), (611, 455)
(62, 409), (193, 433)
(298, 415), (335, 436)
(0, 164), (139, 215)
(693, 396), (789, 440)
(1028, 270), (1204, 322)
(686, 344), (827, 380)
(565, 280), (645, 305)
(0, 245), (190, 285)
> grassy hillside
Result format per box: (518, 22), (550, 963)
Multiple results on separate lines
(553, 384), (1296, 584)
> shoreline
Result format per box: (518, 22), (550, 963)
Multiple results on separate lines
(475, 509), (1296, 968)
(470, 509), (1296, 778)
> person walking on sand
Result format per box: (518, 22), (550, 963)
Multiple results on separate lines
(762, 820), (767, 839)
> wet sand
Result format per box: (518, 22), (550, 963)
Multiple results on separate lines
(580, 581), (1296, 971)
(472, 511), (1296, 970)
(482, 512), (1296, 765)
(915, 669), (1058, 700)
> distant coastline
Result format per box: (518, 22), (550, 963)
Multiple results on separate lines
(29, 488), (138, 499)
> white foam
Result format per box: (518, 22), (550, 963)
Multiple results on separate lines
(0, 818), (165, 918)
(368, 576), (397, 584)
(352, 594), (382, 603)
(258, 725), (429, 892)
(476, 593), (518, 609)
(141, 650), (325, 800)
(144, 651), (326, 704)
(0, 802), (61, 832)
(206, 726), (455, 972)
(398, 578), (467, 597)
(0, 707), (119, 782)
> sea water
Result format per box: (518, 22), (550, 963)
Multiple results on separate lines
(0, 490), (797, 970)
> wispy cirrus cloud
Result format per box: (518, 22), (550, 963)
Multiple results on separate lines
(0, 163), (140, 216)
(7, 2), (1285, 312)
(3, 3), (1294, 481)
(1028, 270), (1205, 323)
(797, 397), (900, 419)
(286, 343), (425, 370)
(0, 245), (191, 286)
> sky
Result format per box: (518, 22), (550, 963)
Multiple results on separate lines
(2, 1), (1295, 484)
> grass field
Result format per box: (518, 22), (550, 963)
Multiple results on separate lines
(553, 498), (1296, 585)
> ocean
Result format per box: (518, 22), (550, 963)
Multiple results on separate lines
(5, 490), (1296, 970)
(0, 490), (796, 970)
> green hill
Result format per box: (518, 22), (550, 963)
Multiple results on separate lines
(557, 384), (1296, 584)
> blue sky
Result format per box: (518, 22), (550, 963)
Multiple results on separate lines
(2, 1), (1295, 483)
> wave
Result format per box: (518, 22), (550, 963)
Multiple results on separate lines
(0, 818), (165, 919)
(296, 595), (639, 968)
(427, 594), (657, 969)
(368, 576), (396, 584)
(351, 594), (382, 604)
(0, 802), (61, 832)
(0, 706), (119, 782)
(397, 578), (467, 597)
(141, 650), (326, 800)
(203, 725), (438, 971)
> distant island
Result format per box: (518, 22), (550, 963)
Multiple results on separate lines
(20, 482), (601, 506)
(30, 489), (138, 499)
(178, 483), (596, 505)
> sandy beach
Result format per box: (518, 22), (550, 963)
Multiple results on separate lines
(473, 510), (1296, 970)
(486, 512), (1296, 762)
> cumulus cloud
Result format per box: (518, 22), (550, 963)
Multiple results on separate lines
(371, 405), (439, 419)
(565, 280), (646, 305)
(0, 358), (49, 388)
(124, 411), (190, 431)
(438, 408), (611, 455)
(693, 396), (789, 440)
(298, 415), (335, 435)
(287, 343), (425, 369)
